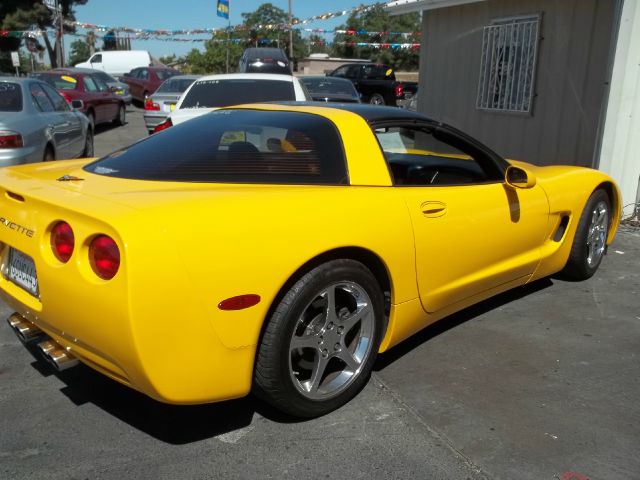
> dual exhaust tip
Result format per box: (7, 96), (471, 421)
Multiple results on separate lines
(7, 313), (79, 371)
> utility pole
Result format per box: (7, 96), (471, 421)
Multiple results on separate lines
(59, 1), (65, 67)
(288, 0), (293, 61)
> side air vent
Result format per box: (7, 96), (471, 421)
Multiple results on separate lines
(553, 215), (570, 242)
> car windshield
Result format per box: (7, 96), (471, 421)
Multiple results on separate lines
(32, 73), (78, 90)
(156, 78), (197, 93)
(156, 70), (178, 81)
(300, 78), (356, 96)
(362, 65), (395, 81)
(0, 82), (22, 112)
(180, 79), (295, 109)
(84, 109), (348, 185)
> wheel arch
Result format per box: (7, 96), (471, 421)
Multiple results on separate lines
(595, 180), (621, 243)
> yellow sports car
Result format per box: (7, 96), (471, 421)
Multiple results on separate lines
(1, 103), (620, 418)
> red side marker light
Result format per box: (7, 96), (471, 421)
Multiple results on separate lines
(50, 221), (74, 263)
(218, 294), (261, 311)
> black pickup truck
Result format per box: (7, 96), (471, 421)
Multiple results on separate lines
(327, 63), (417, 107)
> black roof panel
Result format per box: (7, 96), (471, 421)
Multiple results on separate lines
(275, 101), (434, 124)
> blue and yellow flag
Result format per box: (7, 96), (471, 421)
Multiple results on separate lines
(217, 0), (229, 19)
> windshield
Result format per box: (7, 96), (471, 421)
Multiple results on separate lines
(180, 79), (295, 109)
(31, 73), (78, 90)
(156, 78), (197, 93)
(0, 82), (22, 112)
(84, 109), (347, 185)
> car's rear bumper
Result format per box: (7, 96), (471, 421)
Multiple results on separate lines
(143, 113), (168, 131)
(0, 146), (40, 166)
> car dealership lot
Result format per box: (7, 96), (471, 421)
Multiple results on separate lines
(1, 107), (639, 480)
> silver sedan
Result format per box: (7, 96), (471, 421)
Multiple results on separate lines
(143, 75), (200, 133)
(0, 77), (92, 166)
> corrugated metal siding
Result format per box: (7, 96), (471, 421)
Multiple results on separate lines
(417, 0), (617, 166)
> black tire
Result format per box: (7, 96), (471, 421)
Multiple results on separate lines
(43, 145), (54, 162)
(86, 111), (95, 131)
(254, 259), (385, 418)
(369, 93), (386, 105)
(114, 103), (126, 126)
(82, 129), (94, 157)
(561, 189), (611, 280)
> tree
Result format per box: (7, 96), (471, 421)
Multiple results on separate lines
(241, 3), (306, 61)
(1, 0), (88, 68)
(67, 38), (89, 66)
(331, 5), (421, 71)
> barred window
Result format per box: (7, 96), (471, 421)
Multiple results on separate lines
(476, 16), (540, 113)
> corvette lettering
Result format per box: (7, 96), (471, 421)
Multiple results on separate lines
(0, 217), (34, 238)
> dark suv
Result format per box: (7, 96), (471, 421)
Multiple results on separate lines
(239, 48), (291, 75)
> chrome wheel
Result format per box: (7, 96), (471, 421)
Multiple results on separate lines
(586, 200), (608, 268)
(369, 93), (386, 105)
(289, 281), (375, 400)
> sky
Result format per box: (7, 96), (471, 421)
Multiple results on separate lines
(69, 0), (372, 59)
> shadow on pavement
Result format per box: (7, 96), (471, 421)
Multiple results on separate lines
(25, 348), (299, 445)
(24, 278), (553, 444)
(374, 277), (554, 371)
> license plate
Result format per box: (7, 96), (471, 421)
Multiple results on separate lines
(8, 248), (39, 297)
(169, 103), (176, 111)
(115, 89), (124, 95)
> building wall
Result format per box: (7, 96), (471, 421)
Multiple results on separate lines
(598, 0), (640, 214)
(418, 0), (618, 166)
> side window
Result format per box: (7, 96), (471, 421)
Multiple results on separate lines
(128, 68), (140, 78)
(346, 66), (360, 80)
(332, 66), (349, 77)
(374, 125), (500, 186)
(93, 76), (108, 92)
(139, 69), (149, 80)
(30, 83), (55, 112)
(84, 76), (98, 92)
(40, 83), (70, 112)
(91, 54), (102, 63)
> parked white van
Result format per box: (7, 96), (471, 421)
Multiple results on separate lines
(75, 51), (152, 77)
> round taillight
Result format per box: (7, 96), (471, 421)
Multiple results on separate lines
(51, 222), (74, 263)
(89, 235), (120, 280)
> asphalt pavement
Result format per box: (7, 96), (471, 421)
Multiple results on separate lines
(1, 107), (638, 480)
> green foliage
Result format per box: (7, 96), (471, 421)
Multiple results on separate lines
(331, 5), (421, 71)
(184, 38), (244, 74)
(67, 38), (90, 66)
(1, 0), (88, 68)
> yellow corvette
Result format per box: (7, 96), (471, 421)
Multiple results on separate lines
(0, 103), (620, 418)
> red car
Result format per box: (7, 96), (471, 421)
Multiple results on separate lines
(121, 66), (180, 103)
(32, 69), (126, 130)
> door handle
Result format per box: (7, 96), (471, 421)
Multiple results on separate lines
(421, 201), (447, 217)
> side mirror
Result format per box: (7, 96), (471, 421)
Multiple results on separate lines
(70, 99), (84, 110)
(506, 165), (536, 189)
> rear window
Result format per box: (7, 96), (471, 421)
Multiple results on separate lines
(0, 82), (22, 112)
(32, 73), (78, 90)
(156, 78), (197, 93)
(300, 78), (357, 96)
(181, 79), (295, 109)
(156, 70), (178, 81)
(84, 109), (348, 185)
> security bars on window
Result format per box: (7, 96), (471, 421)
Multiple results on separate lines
(476, 16), (540, 113)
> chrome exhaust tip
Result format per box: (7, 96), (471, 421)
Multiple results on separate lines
(7, 313), (45, 343)
(37, 339), (79, 371)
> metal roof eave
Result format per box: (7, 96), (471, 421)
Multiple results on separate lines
(384, 0), (487, 15)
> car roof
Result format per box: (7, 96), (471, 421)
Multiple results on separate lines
(272, 101), (430, 124)
(195, 73), (295, 83)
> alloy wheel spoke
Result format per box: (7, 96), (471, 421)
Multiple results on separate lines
(340, 303), (371, 334)
(307, 353), (329, 393)
(324, 287), (339, 325)
(337, 349), (360, 372)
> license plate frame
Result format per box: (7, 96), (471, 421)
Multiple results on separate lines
(7, 248), (39, 297)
